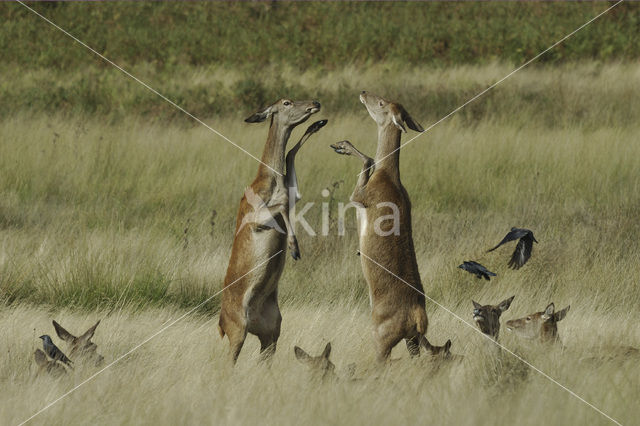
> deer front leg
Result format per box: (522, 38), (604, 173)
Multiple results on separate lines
(265, 196), (300, 260)
(286, 119), (327, 203)
(285, 147), (302, 203)
(278, 205), (300, 260)
(331, 140), (374, 206)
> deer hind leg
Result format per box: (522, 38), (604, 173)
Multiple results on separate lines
(374, 323), (404, 363)
(222, 317), (247, 365)
(256, 292), (282, 361)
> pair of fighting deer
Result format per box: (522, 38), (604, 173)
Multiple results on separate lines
(218, 91), (448, 365)
(217, 92), (587, 370)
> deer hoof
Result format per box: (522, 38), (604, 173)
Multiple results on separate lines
(290, 248), (300, 260)
(289, 240), (300, 260)
(330, 141), (353, 156)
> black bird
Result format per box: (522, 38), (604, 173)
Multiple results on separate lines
(487, 227), (538, 269)
(39, 335), (73, 367)
(458, 261), (497, 281)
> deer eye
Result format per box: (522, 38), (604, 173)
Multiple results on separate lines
(526, 317), (531, 321)
(379, 101), (384, 107)
(283, 101), (291, 106)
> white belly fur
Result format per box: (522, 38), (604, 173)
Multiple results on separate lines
(356, 206), (374, 309)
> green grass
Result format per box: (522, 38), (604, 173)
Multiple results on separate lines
(3, 2), (639, 69)
(3, 61), (640, 124)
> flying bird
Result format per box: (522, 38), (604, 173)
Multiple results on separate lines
(39, 335), (73, 367)
(458, 261), (497, 281)
(487, 227), (538, 269)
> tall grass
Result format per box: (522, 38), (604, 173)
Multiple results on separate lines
(1, 62), (639, 425)
(1, 64), (640, 312)
(1, 304), (638, 425)
(2, 62), (640, 124)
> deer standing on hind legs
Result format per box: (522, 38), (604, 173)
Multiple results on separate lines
(218, 99), (321, 364)
(331, 91), (430, 362)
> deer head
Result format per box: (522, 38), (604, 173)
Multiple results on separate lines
(245, 99), (321, 128)
(421, 337), (463, 362)
(505, 303), (570, 343)
(53, 320), (104, 367)
(294, 342), (337, 380)
(359, 91), (424, 133)
(472, 296), (515, 340)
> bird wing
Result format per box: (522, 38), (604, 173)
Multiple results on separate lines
(469, 261), (496, 276)
(459, 261), (478, 274)
(508, 234), (534, 269)
(51, 344), (73, 366)
(488, 230), (519, 252)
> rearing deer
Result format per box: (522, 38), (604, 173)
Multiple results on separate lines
(219, 99), (321, 363)
(331, 91), (427, 362)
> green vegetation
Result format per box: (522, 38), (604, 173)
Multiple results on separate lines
(1, 3), (639, 425)
(3, 61), (640, 125)
(3, 2), (638, 69)
(1, 2), (639, 120)
(2, 64), (640, 313)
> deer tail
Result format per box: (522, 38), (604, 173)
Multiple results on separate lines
(413, 306), (428, 336)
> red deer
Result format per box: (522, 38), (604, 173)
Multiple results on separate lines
(331, 92), (428, 362)
(219, 99), (321, 363)
(505, 303), (569, 343)
(53, 320), (104, 367)
(472, 296), (515, 341)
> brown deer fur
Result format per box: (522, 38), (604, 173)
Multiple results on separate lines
(218, 99), (320, 363)
(53, 319), (104, 367)
(472, 296), (515, 341)
(505, 303), (570, 344)
(331, 92), (427, 362)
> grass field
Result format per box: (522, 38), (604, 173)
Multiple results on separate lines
(1, 60), (640, 425)
(2, 2), (640, 421)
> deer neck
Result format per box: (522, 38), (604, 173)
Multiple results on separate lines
(541, 323), (559, 344)
(257, 117), (292, 179)
(375, 123), (402, 182)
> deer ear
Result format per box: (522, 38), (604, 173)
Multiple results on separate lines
(322, 342), (332, 359)
(499, 296), (515, 312)
(78, 320), (100, 344)
(294, 346), (311, 362)
(554, 305), (570, 322)
(543, 303), (555, 320)
(245, 105), (274, 123)
(401, 105), (424, 133)
(391, 112), (407, 133)
(53, 320), (76, 342)
(472, 300), (482, 310)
